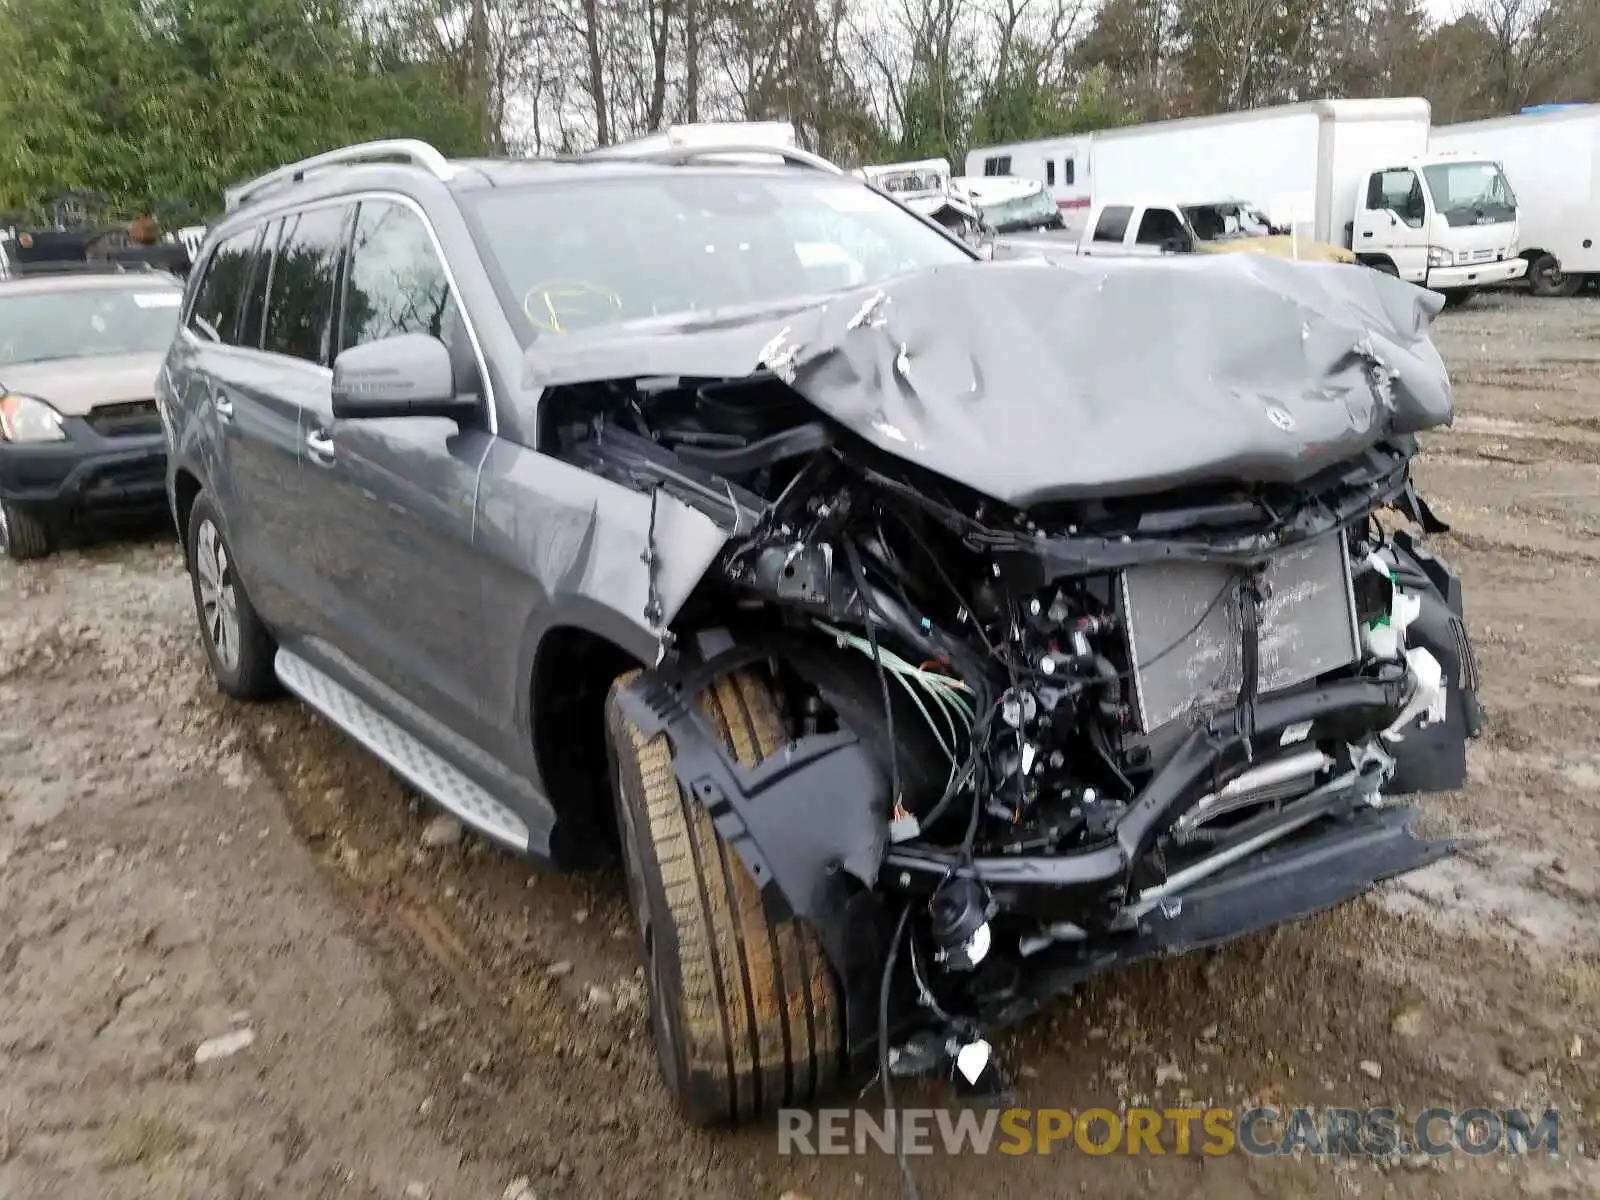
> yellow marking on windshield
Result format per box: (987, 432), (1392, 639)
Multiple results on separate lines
(523, 281), (623, 334)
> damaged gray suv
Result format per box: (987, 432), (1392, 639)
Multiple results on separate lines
(160, 136), (1482, 1123)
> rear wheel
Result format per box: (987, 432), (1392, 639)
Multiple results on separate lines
(185, 493), (278, 699)
(605, 666), (843, 1125)
(1528, 253), (1582, 298)
(0, 500), (52, 561)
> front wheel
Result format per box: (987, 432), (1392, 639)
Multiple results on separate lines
(1527, 253), (1582, 298)
(1440, 287), (1476, 310)
(605, 666), (843, 1125)
(0, 500), (52, 561)
(185, 493), (278, 699)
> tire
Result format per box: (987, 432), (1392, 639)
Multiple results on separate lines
(0, 500), (52, 560)
(1366, 259), (1400, 277)
(605, 667), (843, 1125)
(1440, 288), (1475, 309)
(1527, 253), (1582, 298)
(185, 493), (278, 699)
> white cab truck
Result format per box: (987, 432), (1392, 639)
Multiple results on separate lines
(964, 135), (1093, 213)
(1431, 104), (1600, 297)
(988, 196), (1357, 267)
(969, 99), (1527, 302)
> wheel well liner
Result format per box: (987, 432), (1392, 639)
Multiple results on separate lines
(172, 468), (202, 562)
(530, 624), (642, 865)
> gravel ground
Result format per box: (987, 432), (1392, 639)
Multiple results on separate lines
(3, 291), (1599, 1200)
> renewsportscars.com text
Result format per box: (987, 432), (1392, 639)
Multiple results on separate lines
(778, 1106), (1561, 1158)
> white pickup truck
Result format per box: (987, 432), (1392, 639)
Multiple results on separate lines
(990, 196), (1359, 270)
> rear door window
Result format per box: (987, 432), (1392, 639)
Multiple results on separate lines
(262, 204), (352, 365)
(187, 226), (260, 344)
(237, 218), (285, 351)
(1092, 205), (1133, 243)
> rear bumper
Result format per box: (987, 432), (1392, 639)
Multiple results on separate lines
(1428, 258), (1527, 290)
(0, 431), (168, 514)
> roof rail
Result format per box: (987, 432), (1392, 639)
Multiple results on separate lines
(580, 143), (846, 175)
(224, 139), (455, 212)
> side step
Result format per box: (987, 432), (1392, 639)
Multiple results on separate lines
(274, 648), (531, 852)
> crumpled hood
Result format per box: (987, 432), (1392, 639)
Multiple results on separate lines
(0, 353), (164, 417)
(523, 255), (1451, 507)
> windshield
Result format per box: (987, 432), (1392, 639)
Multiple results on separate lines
(1421, 161), (1517, 226)
(976, 188), (1063, 234)
(0, 285), (182, 364)
(1181, 202), (1276, 242)
(465, 174), (972, 340)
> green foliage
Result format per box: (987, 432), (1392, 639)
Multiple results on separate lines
(896, 67), (972, 164)
(0, 0), (487, 222)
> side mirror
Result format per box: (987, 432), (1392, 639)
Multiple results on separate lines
(331, 333), (474, 421)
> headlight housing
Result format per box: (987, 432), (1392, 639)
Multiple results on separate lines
(0, 393), (67, 443)
(1427, 245), (1454, 267)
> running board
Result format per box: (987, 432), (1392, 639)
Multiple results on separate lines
(274, 648), (531, 852)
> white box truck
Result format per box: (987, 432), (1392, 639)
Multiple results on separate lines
(964, 135), (1093, 212)
(969, 99), (1527, 302)
(1431, 104), (1599, 296)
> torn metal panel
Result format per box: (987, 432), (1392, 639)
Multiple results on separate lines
(521, 255), (1453, 507)
(475, 441), (731, 658)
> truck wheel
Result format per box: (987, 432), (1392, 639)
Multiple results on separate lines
(605, 667), (843, 1125)
(1366, 260), (1399, 277)
(1440, 288), (1475, 309)
(1528, 253), (1582, 298)
(0, 500), (52, 561)
(185, 493), (279, 700)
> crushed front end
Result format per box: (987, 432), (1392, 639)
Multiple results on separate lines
(543, 257), (1480, 1085)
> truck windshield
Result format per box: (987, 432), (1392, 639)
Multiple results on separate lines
(464, 173), (973, 340)
(977, 188), (1064, 234)
(1422, 161), (1517, 226)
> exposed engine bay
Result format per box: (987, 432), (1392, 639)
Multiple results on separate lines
(533, 257), (1481, 1090)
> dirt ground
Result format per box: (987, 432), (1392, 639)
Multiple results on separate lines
(3, 291), (1600, 1200)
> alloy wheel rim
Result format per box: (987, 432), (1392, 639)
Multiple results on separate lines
(195, 519), (241, 672)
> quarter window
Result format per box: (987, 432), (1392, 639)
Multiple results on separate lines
(263, 205), (351, 364)
(187, 227), (259, 344)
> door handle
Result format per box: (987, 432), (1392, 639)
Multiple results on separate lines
(212, 391), (234, 421)
(1362, 231), (1374, 238)
(305, 427), (336, 466)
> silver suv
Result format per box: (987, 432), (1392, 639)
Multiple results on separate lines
(160, 135), (1481, 1123)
